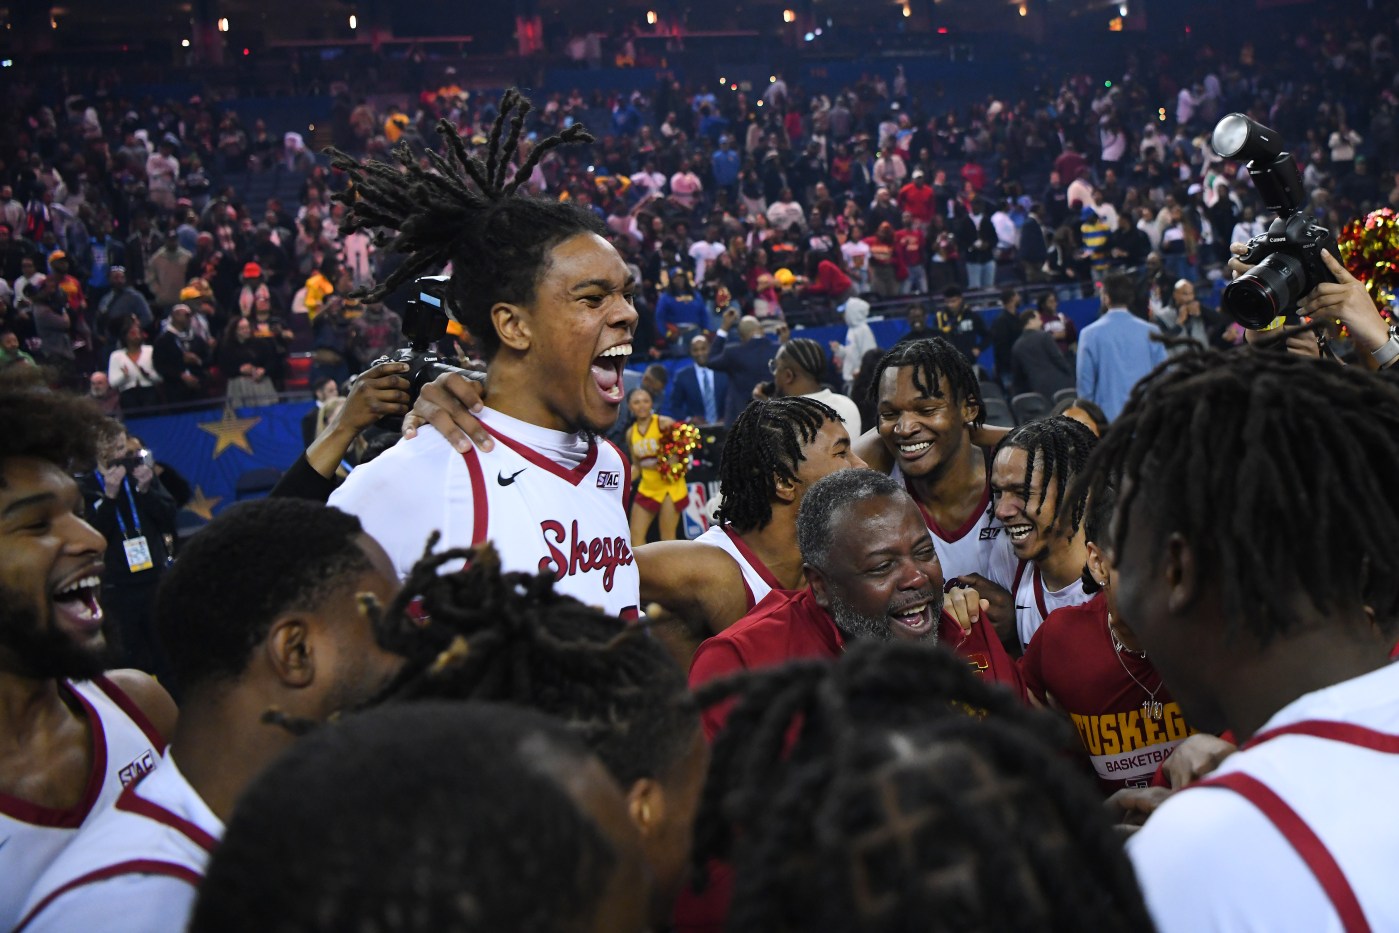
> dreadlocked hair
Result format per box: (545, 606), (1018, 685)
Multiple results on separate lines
(326, 88), (605, 360)
(782, 337), (827, 381)
(714, 396), (840, 534)
(1082, 344), (1399, 646)
(995, 415), (1098, 537)
(692, 641), (1150, 932)
(366, 535), (698, 788)
(867, 336), (984, 428)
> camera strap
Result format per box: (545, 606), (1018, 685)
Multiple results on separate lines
(107, 476), (154, 573)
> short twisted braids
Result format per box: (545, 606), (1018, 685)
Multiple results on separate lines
(995, 415), (1098, 537)
(327, 88), (604, 360)
(1081, 345), (1399, 645)
(714, 396), (840, 534)
(868, 336), (984, 428)
(691, 641), (1148, 931)
(368, 537), (697, 787)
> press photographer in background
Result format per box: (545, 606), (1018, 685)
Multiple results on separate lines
(79, 423), (177, 683)
(1210, 112), (1399, 368)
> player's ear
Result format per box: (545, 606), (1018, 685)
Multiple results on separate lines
(807, 563), (831, 608)
(265, 616), (315, 688)
(493, 302), (532, 352)
(773, 471), (798, 505)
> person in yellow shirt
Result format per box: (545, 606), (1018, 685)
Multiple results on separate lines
(626, 387), (688, 545)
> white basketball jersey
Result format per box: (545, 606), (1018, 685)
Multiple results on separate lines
(0, 677), (165, 931)
(462, 424), (641, 620)
(16, 754), (219, 932)
(1006, 558), (1090, 649)
(891, 462), (1013, 583)
(695, 524), (783, 610)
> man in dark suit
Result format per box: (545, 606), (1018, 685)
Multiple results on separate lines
(706, 310), (778, 424)
(666, 333), (729, 425)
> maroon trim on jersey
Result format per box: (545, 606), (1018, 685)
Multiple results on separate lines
(1197, 772), (1371, 933)
(114, 781), (219, 853)
(90, 675), (167, 752)
(905, 475), (992, 543)
(721, 525), (783, 592)
(461, 449), (489, 546)
(0, 682), (107, 828)
(1031, 565), (1050, 619)
(604, 439), (633, 511)
(13, 859), (204, 932)
(1244, 720), (1399, 755)
(481, 422), (599, 486)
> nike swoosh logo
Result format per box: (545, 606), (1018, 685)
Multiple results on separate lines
(497, 468), (527, 487)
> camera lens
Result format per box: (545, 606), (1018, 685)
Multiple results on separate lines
(1222, 252), (1306, 329)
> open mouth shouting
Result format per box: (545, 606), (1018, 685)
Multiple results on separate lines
(50, 564), (106, 639)
(888, 592), (940, 639)
(591, 343), (632, 405)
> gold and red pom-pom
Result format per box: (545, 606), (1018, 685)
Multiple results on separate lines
(657, 422), (702, 482)
(1338, 209), (1399, 324)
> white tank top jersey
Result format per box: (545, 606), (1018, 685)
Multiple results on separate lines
(890, 462), (1014, 583)
(992, 553), (1091, 649)
(0, 676), (166, 931)
(330, 409), (641, 620)
(695, 524), (784, 610)
(16, 754), (220, 933)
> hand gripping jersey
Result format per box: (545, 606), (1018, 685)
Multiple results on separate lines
(16, 755), (220, 933)
(330, 412), (640, 620)
(890, 461), (1013, 583)
(0, 676), (166, 930)
(693, 524), (783, 611)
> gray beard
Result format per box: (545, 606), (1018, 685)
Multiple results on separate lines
(828, 594), (941, 645)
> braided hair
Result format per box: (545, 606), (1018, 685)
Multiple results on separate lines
(714, 396), (840, 534)
(368, 538), (698, 789)
(781, 337), (827, 382)
(867, 336), (984, 428)
(692, 641), (1150, 932)
(1081, 345), (1399, 646)
(995, 415), (1099, 537)
(326, 89), (604, 360)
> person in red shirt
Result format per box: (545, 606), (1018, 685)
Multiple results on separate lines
(797, 252), (853, 304)
(690, 467), (1023, 741)
(897, 170), (937, 228)
(1020, 481), (1197, 794)
(862, 221), (903, 299)
(893, 211), (928, 295)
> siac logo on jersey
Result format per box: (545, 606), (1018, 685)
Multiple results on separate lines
(118, 750), (157, 787)
(538, 519), (634, 591)
(979, 526), (1003, 541)
(596, 471), (621, 490)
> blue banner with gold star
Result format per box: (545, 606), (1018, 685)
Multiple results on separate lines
(124, 401), (313, 520)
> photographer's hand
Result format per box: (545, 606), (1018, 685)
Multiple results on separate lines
(1230, 243), (1325, 359)
(1301, 251), (1392, 361)
(402, 370), (494, 453)
(304, 361), (411, 479)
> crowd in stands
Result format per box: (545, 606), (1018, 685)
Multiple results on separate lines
(4, 10), (1399, 930)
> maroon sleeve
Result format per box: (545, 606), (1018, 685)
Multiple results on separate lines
(689, 637), (748, 743)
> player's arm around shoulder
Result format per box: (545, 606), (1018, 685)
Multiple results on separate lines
(103, 669), (178, 742)
(636, 541), (751, 635)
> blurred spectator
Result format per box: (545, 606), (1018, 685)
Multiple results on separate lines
(153, 303), (212, 404)
(107, 315), (162, 412)
(218, 316), (279, 408)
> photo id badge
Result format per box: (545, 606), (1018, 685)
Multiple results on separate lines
(123, 535), (155, 573)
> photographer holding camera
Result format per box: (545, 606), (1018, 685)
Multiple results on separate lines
(1212, 113), (1399, 369)
(79, 423), (177, 682)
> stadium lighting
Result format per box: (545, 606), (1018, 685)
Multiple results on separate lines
(646, 10), (657, 24)
(902, 3), (911, 16)
(181, 38), (190, 47)
(217, 17), (229, 31)
(349, 14), (358, 29)
(1018, 4), (1027, 15)
(782, 9), (795, 22)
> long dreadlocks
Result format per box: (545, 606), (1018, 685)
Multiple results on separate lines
(867, 335), (985, 428)
(714, 396), (840, 534)
(994, 414), (1099, 537)
(366, 537), (698, 789)
(326, 89), (604, 359)
(1081, 345), (1399, 645)
(693, 641), (1151, 932)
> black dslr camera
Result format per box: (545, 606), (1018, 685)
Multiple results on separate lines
(368, 275), (482, 431)
(1211, 113), (1342, 330)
